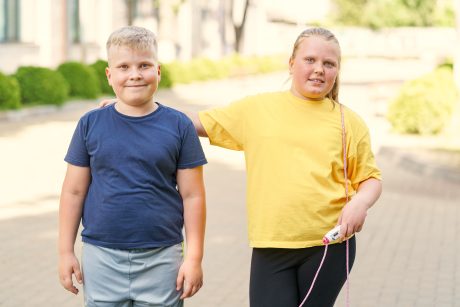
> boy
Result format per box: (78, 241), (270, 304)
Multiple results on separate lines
(58, 26), (207, 306)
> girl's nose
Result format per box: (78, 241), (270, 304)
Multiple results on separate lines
(314, 64), (324, 74)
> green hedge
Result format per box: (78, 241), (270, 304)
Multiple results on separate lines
(1, 54), (286, 111)
(58, 61), (100, 98)
(387, 67), (458, 135)
(158, 63), (173, 89)
(90, 60), (114, 95)
(163, 54), (285, 85)
(15, 66), (69, 105)
(0, 72), (21, 110)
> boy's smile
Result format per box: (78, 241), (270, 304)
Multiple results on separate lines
(106, 46), (161, 114)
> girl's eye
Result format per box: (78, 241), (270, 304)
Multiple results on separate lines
(324, 62), (334, 68)
(305, 58), (314, 63)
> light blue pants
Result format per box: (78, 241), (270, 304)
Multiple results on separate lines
(82, 243), (184, 307)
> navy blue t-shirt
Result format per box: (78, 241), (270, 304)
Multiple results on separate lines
(65, 103), (207, 249)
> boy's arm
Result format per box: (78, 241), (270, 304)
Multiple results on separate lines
(58, 164), (91, 295)
(175, 166), (206, 299)
(338, 177), (382, 238)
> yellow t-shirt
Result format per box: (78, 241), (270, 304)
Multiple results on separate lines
(199, 91), (381, 248)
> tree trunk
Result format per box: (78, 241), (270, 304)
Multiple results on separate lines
(231, 0), (250, 53)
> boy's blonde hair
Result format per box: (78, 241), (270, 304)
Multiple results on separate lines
(290, 27), (341, 103)
(106, 26), (158, 60)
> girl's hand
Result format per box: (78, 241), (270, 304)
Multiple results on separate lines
(337, 198), (368, 239)
(58, 252), (83, 295)
(337, 178), (382, 240)
(176, 258), (203, 299)
(99, 99), (116, 108)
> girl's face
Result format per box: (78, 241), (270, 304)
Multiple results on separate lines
(289, 36), (340, 101)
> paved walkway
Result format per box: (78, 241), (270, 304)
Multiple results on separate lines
(1, 58), (459, 306)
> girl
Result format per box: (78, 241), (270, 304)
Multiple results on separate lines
(193, 27), (382, 306)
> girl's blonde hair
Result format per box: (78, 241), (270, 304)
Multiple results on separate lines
(106, 26), (158, 60)
(290, 27), (341, 103)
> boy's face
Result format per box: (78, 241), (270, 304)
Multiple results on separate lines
(106, 45), (160, 107)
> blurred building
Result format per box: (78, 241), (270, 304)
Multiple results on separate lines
(0, 0), (455, 74)
(0, 0), (332, 73)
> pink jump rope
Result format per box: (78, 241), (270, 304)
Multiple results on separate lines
(299, 103), (350, 307)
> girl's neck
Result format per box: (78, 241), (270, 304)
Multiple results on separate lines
(289, 87), (325, 102)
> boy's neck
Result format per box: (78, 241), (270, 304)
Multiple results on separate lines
(115, 99), (158, 117)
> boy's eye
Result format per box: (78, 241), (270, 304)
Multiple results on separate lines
(305, 58), (314, 63)
(119, 65), (129, 70)
(140, 63), (151, 69)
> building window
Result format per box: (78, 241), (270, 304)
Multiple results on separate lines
(67, 0), (80, 43)
(0, 0), (20, 42)
(127, 0), (158, 25)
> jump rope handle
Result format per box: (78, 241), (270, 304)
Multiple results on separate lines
(322, 225), (341, 244)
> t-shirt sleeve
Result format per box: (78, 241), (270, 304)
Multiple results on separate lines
(64, 118), (90, 167)
(177, 121), (207, 169)
(348, 129), (382, 189)
(198, 98), (247, 151)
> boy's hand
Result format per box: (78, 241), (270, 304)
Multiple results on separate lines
(99, 99), (116, 108)
(59, 252), (83, 295)
(176, 258), (203, 299)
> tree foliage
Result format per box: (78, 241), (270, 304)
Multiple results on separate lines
(331, 0), (455, 28)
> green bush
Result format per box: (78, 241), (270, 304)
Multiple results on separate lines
(90, 60), (114, 95)
(331, 0), (455, 28)
(437, 58), (453, 70)
(158, 63), (173, 89)
(387, 67), (458, 135)
(0, 72), (21, 110)
(166, 61), (195, 84)
(15, 66), (69, 105)
(58, 61), (100, 98)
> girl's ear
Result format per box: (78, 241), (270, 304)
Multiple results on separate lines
(288, 57), (294, 74)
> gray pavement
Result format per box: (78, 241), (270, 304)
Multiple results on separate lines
(1, 58), (460, 306)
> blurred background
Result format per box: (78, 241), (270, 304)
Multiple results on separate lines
(1, 1), (460, 306)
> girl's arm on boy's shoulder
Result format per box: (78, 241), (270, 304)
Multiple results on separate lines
(338, 177), (382, 239)
(186, 112), (208, 137)
(176, 166), (206, 299)
(58, 164), (91, 295)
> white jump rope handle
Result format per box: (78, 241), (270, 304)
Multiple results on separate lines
(322, 225), (341, 244)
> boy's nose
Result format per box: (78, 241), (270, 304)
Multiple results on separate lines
(129, 69), (142, 80)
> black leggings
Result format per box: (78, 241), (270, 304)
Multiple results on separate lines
(249, 237), (356, 307)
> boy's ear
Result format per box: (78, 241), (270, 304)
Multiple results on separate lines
(105, 67), (112, 86)
(157, 64), (161, 83)
(288, 57), (294, 75)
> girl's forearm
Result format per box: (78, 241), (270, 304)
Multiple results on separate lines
(353, 177), (382, 210)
